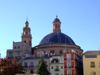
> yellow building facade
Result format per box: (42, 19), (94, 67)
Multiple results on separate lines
(83, 51), (100, 75)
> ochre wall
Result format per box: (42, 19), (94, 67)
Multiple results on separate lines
(83, 55), (100, 75)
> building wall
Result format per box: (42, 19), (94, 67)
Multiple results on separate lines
(50, 56), (64, 75)
(50, 64), (64, 75)
(83, 55), (100, 75)
(6, 42), (31, 62)
(22, 57), (50, 73)
(64, 53), (83, 75)
(33, 44), (83, 57)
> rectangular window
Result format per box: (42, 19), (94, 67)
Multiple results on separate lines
(55, 73), (59, 75)
(55, 66), (59, 71)
(30, 69), (33, 73)
(91, 62), (95, 68)
(30, 62), (33, 66)
(24, 62), (27, 67)
(67, 62), (71, 68)
(67, 54), (71, 60)
(51, 59), (59, 63)
(17, 52), (20, 56)
(14, 46), (16, 49)
(61, 66), (63, 69)
(59, 50), (63, 54)
(9, 52), (13, 57)
(29, 62), (34, 68)
(18, 46), (20, 49)
(85, 56), (97, 58)
(51, 66), (53, 69)
(50, 50), (55, 54)
(67, 70), (72, 74)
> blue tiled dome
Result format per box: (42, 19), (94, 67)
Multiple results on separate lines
(39, 32), (75, 45)
(53, 17), (60, 22)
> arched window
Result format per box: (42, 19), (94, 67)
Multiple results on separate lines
(91, 72), (96, 75)
(24, 32), (25, 35)
(59, 50), (63, 54)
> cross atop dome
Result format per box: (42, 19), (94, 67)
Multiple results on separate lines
(56, 15), (58, 18)
(53, 16), (61, 23)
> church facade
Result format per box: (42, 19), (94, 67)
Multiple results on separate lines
(6, 16), (83, 75)
(6, 21), (32, 63)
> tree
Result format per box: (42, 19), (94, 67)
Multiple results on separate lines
(0, 58), (25, 75)
(36, 57), (50, 75)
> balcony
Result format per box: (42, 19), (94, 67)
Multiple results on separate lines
(29, 65), (34, 68)
(54, 68), (60, 71)
(51, 59), (59, 63)
(64, 58), (74, 61)
(65, 66), (73, 69)
(22, 66), (28, 68)
(67, 66), (73, 68)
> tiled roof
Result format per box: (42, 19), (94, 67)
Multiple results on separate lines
(39, 32), (75, 45)
(83, 51), (100, 55)
(53, 17), (60, 22)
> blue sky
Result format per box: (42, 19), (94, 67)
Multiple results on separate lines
(0, 0), (100, 58)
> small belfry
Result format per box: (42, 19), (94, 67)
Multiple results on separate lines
(21, 20), (32, 47)
(52, 16), (61, 33)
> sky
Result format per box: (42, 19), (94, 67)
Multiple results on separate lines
(0, 0), (100, 58)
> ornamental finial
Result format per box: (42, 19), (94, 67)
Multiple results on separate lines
(56, 15), (58, 18)
(26, 17), (28, 21)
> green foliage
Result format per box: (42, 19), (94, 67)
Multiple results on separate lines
(36, 57), (50, 75)
(19, 62), (24, 70)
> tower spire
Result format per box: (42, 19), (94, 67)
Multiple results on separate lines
(21, 20), (32, 47)
(25, 18), (29, 27)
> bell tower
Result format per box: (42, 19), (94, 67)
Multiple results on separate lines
(21, 21), (32, 47)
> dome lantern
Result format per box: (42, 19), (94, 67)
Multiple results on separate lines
(52, 16), (61, 33)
